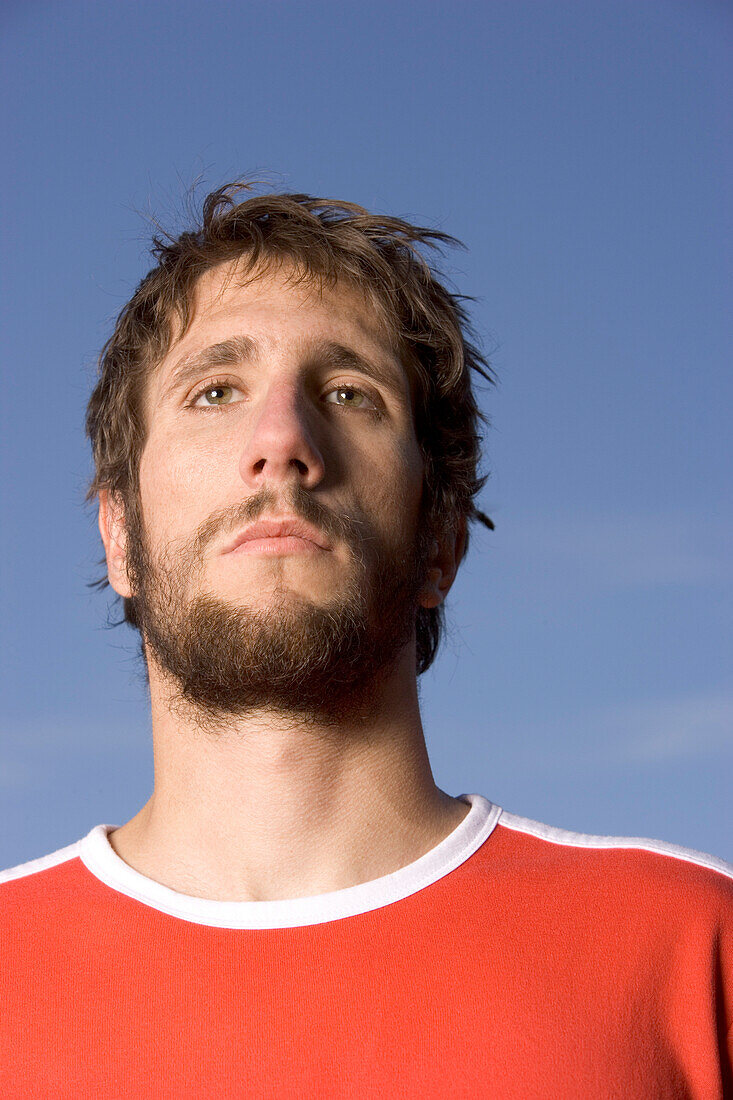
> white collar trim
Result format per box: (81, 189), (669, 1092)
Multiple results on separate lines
(78, 793), (501, 928)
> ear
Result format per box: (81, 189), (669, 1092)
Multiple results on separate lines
(98, 488), (133, 599)
(418, 514), (467, 610)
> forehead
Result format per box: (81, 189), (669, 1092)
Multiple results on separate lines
(144, 257), (416, 420)
(177, 258), (397, 351)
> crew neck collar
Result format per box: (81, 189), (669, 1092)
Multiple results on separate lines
(78, 793), (501, 928)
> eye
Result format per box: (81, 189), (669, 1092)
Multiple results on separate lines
(188, 380), (243, 408)
(323, 385), (377, 410)
(186, 379), (379, 413)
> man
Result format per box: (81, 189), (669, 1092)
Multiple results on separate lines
(1, 181), (731, 1098)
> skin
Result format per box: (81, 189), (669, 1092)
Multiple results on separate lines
(98, 258), (470, 902)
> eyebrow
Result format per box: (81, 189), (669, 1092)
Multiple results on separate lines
(160, 335), (408, 403)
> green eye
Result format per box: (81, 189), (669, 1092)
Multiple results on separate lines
(325, 386), (374, 409)
(189, 380), (377, 411)
(202, 385), (232, 405)
(189, 381), (241, 408)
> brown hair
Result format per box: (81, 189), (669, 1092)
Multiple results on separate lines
(85, 179), (496, 675)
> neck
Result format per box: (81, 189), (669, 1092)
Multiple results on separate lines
(108, 646), (469, 901)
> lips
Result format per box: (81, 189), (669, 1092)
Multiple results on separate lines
(223, 516), (333, 554)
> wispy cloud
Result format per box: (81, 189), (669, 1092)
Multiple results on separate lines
(591, 691), (733, 764)
(518, 690), (733, 772)
(0, 711), (150, 790)
(501, 507), (731, 588)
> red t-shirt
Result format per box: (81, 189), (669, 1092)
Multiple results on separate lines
(2, 793), (731, 1098)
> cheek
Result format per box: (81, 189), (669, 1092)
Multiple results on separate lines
(362, 437), (424, 541)
(138, 435), (224, 540)
(395, 432), (425, 502)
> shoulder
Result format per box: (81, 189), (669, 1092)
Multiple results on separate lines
(0, 836), (84, 886)
(493, 807), (733, 909)
(0, 834), (89, 923)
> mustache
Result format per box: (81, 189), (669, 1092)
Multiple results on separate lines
(192, 485), (372, 561)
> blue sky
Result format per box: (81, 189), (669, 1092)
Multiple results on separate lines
(1, 0), (731, 866)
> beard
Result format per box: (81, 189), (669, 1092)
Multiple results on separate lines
(121, 483), (436, 734)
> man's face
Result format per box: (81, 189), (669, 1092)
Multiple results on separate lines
(103, 259), (445, 730)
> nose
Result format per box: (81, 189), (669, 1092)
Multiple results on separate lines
(238, 379), (326, 491)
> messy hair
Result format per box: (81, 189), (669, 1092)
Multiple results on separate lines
(85, 179), (496, 675)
